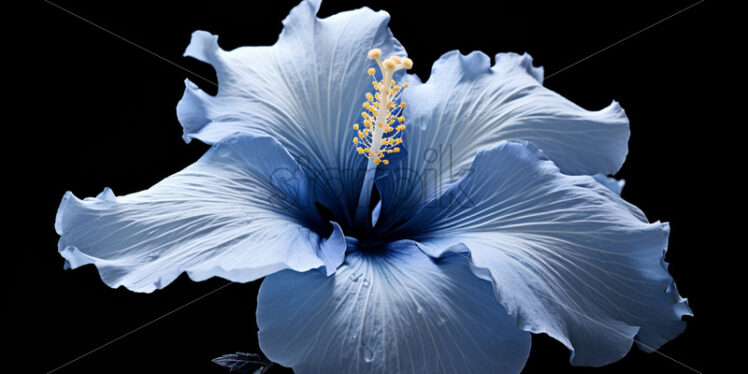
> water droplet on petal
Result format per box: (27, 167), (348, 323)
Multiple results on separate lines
(363, 344), (375, 363)
(436, 316), (447, 326)
(416, 306), (424, 314)
(350, 272), (362, 282)
(217, 148), (230, 158)
(362, 279), (370, 287)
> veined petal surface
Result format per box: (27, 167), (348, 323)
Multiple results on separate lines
(55, 135), (345, 293)
(376, 51), (629, 230)
(257, 241), (531, 374)
(403, 141), (689, 366)
(177, 0), (406, 223)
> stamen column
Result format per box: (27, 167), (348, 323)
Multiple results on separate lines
(352, 48), (413, 227)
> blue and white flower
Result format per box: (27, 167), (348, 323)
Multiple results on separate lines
(55, 1), (690, 372)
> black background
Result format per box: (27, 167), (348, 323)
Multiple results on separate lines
(9, 0), (726, 373)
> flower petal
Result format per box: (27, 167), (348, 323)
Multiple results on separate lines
(375, 51), (628, 230)
(256, 241), (531, 373)
(55, 134), (346, 293)
(177, 0), (406, 223)
(593, 173), (626, 195)
(404, 141), (690, 367)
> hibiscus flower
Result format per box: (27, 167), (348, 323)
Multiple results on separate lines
(55, 1), (690, 372)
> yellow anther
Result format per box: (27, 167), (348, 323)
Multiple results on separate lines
(393, 147), (400, 153)
(400, 102), (406, 108)
(353, 137), (358, 144)
(367, 68), (376, 75)
(353, 124), (359, 130)
(368, 48), (382, 59)
(366, 93), (374, 101)
(390, 79), (396, 86)
(374, 159), (381, 165)
(392, 86), (401, 92)
(392, 56), (402, 63)
(383, 160), (389, 165)
(363, 128), (371, 134)
(358, 131), (364, 139)
(362, 112), (370, 119)
(401, 58), (413, 69)
(383, 59), (396, 69)
(397, 116), (405, 122)
(403, 82), (409, 88)
(357, 147), (364, 154)
(364, 120), (372, 127)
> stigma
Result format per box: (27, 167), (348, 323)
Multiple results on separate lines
(352, 48), (413, 166)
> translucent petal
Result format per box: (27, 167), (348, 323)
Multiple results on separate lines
(405, 141), (690, 366)
(55, 134), (346, 293)
(257, 241), (531, 373)
(177, 0), (406, 223)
